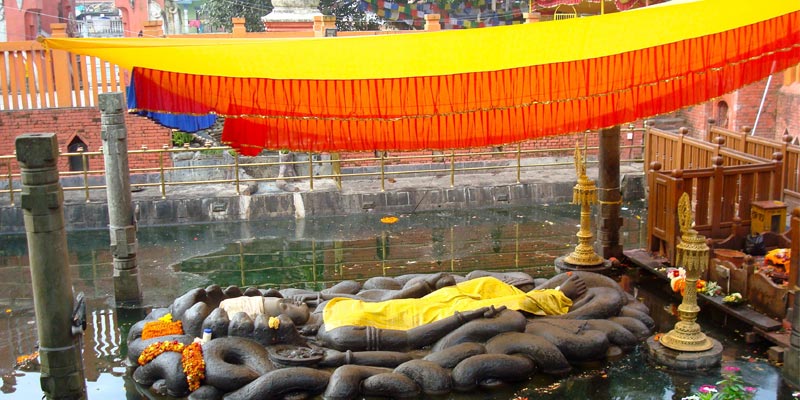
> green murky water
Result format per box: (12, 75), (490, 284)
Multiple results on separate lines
(0, 202), (796, 399)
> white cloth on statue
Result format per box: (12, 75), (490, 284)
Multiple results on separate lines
(219, 297), (266, 319)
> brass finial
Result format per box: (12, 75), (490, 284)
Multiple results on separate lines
(660, 192), (714, 351)
(564, 142), (603, 267)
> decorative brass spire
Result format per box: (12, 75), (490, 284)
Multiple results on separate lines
(660, 192), (714, 351)
(564, 142), (603, 266)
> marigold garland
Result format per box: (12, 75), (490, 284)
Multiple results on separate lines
(141, 319), (184, 340)
(181, 342), (205, 392)
(138, 340), (206, 392)
(15, 351), (39, 367)
(138, 340), (186, 366)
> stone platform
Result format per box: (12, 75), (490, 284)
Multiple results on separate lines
(646, 335), (723, 370)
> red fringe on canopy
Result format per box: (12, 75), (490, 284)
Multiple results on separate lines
(131, 11), (800, 155)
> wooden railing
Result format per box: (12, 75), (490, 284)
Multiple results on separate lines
(644, 125), (798, 264)
(647, 156), (783, 264)
(644, 126), (781, 171)
(0, 36), (129, 110)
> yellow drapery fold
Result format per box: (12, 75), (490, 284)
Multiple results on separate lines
(322, 277), (572, 331)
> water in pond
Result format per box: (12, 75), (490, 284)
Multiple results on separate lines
(0, 202), (797, 399)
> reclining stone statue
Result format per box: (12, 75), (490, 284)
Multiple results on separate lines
(127, 271), (654, 400)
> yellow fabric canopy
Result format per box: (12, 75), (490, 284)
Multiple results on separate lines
(43, 0), (797, 80)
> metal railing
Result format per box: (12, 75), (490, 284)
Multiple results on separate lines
(0, 126), (647, 205)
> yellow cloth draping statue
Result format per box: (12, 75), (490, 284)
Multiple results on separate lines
(322, 276), (572, 330)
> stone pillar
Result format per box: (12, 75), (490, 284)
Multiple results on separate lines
(424, 14), (441, 31)
(143, 20), (164, 37)
(232, 17), (247, 37)
(16, 133), (87, 400)
(598, 126), (623, 259)
(523, 12), (541, 23)
(783, 208), (800, 389)
(100, 93), (142, 305)
(263, 0), (321, 32)
(313, 15), (337, 37)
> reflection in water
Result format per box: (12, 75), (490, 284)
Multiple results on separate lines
(0, 203), (794, 399)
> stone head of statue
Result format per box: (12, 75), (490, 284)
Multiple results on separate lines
(263, 297), (310, 326)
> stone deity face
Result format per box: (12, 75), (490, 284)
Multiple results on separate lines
(263, 298), (310, 326)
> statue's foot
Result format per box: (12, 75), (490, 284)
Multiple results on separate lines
(559, 274), (587, 300)
(417, 272), (456, 292)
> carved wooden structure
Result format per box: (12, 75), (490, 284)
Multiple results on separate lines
(645, 126), (796, 265)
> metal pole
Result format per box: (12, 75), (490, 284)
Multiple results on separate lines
(80, 148), (89, 203)
(380, 152), (385, 192)
(450, 150), (455, 188)
(516, 143), (521, 184)
(159, 145), (167, 199)
(308, 152), (314, 191)
(16, 133), (87, 400)
(233, 150), (240, 195)
(6, 160), (14, 206)
(99, 92), (142, 305)
(598, 126), (623, 259)
(752, 61), (777, 136)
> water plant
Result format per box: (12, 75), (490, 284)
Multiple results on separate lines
(682, 366), (756, 400)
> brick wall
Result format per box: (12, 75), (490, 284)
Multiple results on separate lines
(0, 108), (172, 174)
(678, 72), (786, 140)
(0, 108), (650, 175)
(777, 83), (800, 138)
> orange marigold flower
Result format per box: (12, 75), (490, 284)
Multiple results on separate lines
(141, 320), (184, 340)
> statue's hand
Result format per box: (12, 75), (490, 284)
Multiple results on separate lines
(299, 325), (319, 336)
(290, 293), (320, 304)
(483, 305), (507, 318)
(456, 306), (504, 322)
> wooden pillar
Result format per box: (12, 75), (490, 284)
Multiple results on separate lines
(782, 208), (800, 389)
(425, 14), (441, 31)
(598, 126), (623, 259)
(48, 23), (72, 108)
(677, 127), (688, 170)
(143, 20), (164, 37)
